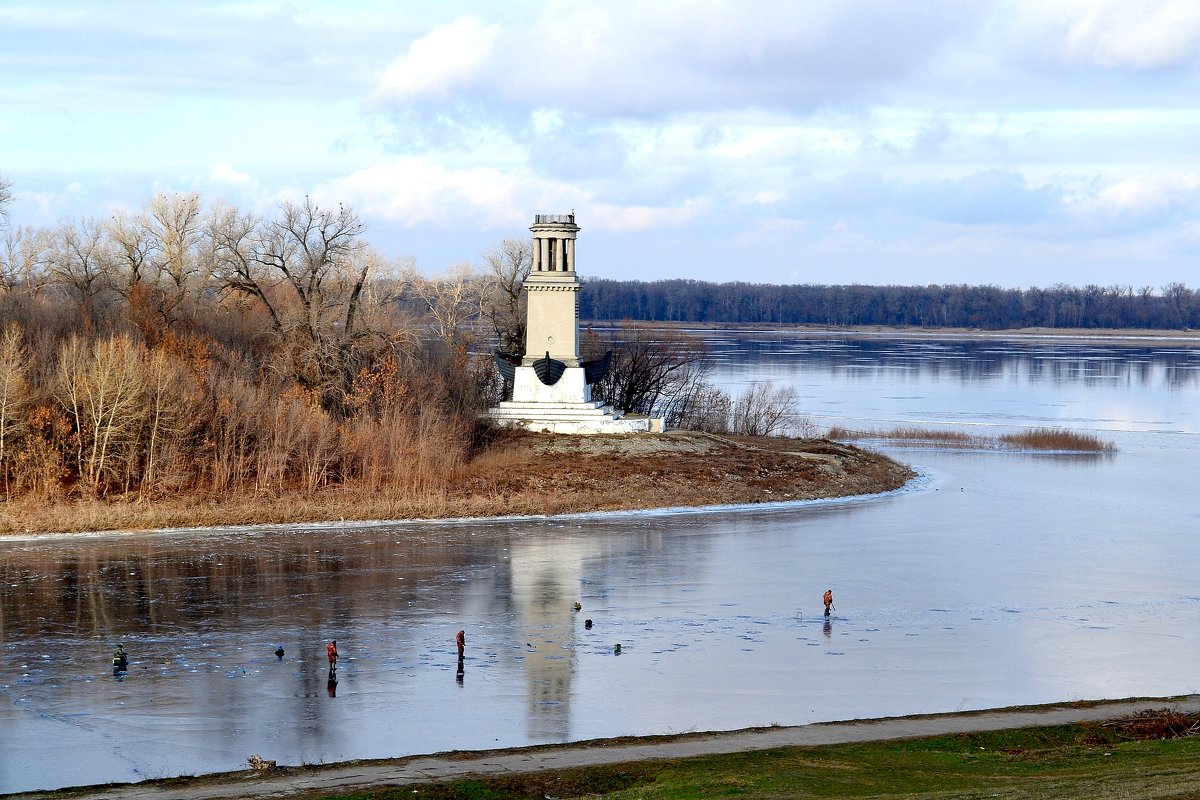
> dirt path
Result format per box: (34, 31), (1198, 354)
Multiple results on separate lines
(11, 696), (1198, 800)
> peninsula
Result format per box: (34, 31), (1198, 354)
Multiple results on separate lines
(0, 431), (914, 536)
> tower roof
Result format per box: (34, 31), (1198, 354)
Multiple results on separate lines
(533, 213), (575, 225)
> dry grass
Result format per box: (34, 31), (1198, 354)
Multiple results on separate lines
(0, 431), (915, 536)
(999, 427), (1117, 453)
(827, 425), (1116, 453)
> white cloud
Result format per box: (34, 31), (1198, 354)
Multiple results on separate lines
(317, 159), (580, 230)
(1076, 172), (1200, 218)
(373, 16), (500, 102)
(1013, 0), (1200, 70)
(317, 158), (708, 234)
(589, 198), (709, 231)
(370, 0), (983, 118)
(209, 163), (254, 186)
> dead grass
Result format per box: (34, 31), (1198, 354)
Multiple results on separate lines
(0, 431), (915, 535)
(999, 427), (1117, 452)
(1098, 708), (1200, 741)
(827, 425), (1116, 453)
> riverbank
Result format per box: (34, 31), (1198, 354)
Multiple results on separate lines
(588, 320), (1200, 345)
(0, 431), (914, 536)
(9, 696), (1198, 800)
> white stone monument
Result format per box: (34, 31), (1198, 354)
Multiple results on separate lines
(487, 214), (662, 434)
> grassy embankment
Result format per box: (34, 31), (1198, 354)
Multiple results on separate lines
(828, 425), (1117, 453)
(307, 711), (1200, 800)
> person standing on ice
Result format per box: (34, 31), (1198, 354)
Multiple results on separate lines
(823, 589), (834, 617)
(327, 640), (338, 671)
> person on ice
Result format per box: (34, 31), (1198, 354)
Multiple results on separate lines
(823, 589), (834, 617)
(456, 629), (465, 657)
(112, 643), (128, 672)
(327, 640), (338, 670)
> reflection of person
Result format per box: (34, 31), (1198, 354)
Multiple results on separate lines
(327, 640), (338, 670)
(326, 672), (338, 698)
(456, 629), (465, 657)
(823, 589), (833, 617)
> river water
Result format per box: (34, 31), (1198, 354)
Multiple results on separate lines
(1, 332), (1198, 792)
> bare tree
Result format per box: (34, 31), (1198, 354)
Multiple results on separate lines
(56, 335), (148, 495)
(479, 238), (531, 357)
(412, 262), (481, 345)
(107, 208), (156, 290)
(148, 192), (209, 321)
(211, 197), (375, 409)
(729, 382), (798, 437)
(48, 218), (114, 320)
(1, 225), (52, 295)
(589, 325), (709, 417)
(0, 325), (28, 494)
(0, 173), (12, 229)
(139, 347), (190, 495)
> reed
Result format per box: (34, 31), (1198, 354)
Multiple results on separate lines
(828, 425), (1116, 453)
(999, 427), (1117, 453)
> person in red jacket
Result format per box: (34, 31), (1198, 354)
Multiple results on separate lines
(823, 589), (833, 617)
(456, 629), (465, 657)
(327, 640), (338, 670)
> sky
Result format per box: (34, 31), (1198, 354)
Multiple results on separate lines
(2, 0), (1199, 289)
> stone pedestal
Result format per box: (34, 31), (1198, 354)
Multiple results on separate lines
(488, 366), (662, 434)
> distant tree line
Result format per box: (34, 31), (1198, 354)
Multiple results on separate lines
(580, 279), (1200, 330)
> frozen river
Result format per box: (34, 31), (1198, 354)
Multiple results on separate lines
(1, 332), (1198, 792)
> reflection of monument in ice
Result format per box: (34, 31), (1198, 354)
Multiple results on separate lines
(507, 537), (593, 741)
(488, 214), (663, 434)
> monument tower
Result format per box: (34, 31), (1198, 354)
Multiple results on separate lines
(487, 214), (661, 434)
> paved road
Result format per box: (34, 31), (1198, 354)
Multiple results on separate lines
(9, 696), (1199, 800)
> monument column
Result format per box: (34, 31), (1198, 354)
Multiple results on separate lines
(485, 212), (661, 433)
(525, 214), (581, 365)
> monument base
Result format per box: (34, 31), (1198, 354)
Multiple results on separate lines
(486, 366), (664, 435)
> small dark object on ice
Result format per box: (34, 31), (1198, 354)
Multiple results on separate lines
(247, 754), (276, 771)
(573, 602), (582, 611)
(584, 618), (593, 629)
(613, 643), (622, 655)
(274, 646), (285, 659)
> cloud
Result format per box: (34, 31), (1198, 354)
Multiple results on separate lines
(373, 16), (500, 103)
(589, 197), (709, 231)
(1070, 172), (1200, 225)
(317, 158), (707, 233)
(370, 1), (985, 119)
(209, 163), (254, 187)
(1012, 0), (1200, 70)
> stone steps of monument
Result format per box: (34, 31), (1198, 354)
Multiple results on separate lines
(487, 410), (625, 421)
(488, 402), (623, 419)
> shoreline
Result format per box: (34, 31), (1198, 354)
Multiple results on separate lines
(1, 432), (916, 538)
(0, 476), (924, 543)
(9, 694), (1198, 799)
(585, 320), (1200, 345)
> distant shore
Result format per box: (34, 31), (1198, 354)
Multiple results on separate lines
(0, 432), (915, 537)
(585, 320), (1200, 345)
